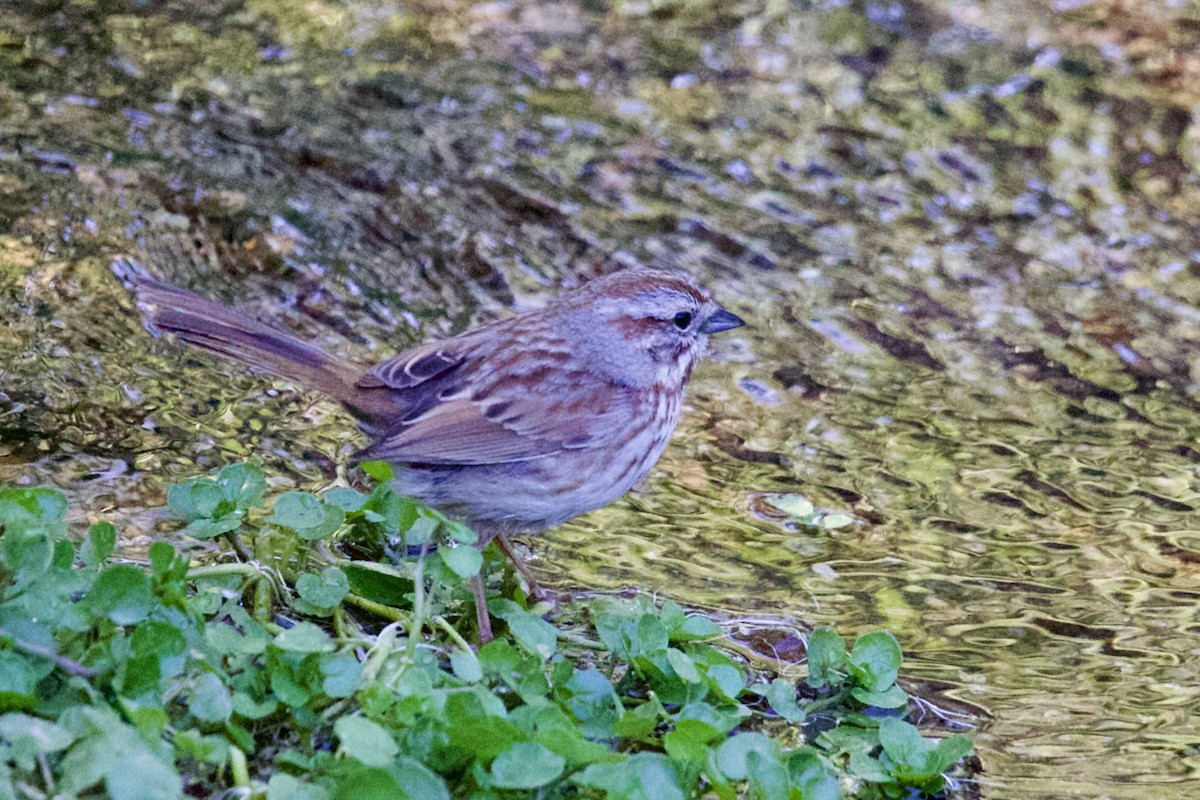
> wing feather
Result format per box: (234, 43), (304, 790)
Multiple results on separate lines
(356, 366), (631, 466)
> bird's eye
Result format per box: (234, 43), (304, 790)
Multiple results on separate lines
(672, 311), (693, 330)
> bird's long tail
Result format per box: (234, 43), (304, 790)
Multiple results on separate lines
(116, 261), (401, 423)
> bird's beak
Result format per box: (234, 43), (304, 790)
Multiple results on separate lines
(700, 307), (745, 334)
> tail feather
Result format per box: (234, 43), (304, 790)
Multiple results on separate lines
(121, 269), (403, 424)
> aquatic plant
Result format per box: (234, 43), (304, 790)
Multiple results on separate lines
(0, 463), (971, 798)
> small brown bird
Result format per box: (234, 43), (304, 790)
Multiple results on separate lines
(123, 265), (744, 640)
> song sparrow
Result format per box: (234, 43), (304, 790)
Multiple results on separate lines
(122, 264), (744, 640)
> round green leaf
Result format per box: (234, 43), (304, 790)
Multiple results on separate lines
(393, 757), (449, 800)
(848, 630), (902, 692)
(490, 743), (565, 789)
(325, 488), (369, 512)
(716, 733), (781, 781)
(296, 568), (350, 608)
(676, 615), (722, 641)
(105, 751), (183, 800)
(86, 564), (152, 625)
(168, 479), (223, 521)
(274, 621), (333, 653)
(215, 462), (267, 508)
(269, 492), (343, 539)
(851, 683), (908, 709)
(335, 716), (399, 767)
(492, 601), (557, 660)
(450, 649), (483, 683)
(190, 673), (232, 724)
(321, 653), (363, 698)
(706, 664), (745, 700)
(441, 544), (482, 579)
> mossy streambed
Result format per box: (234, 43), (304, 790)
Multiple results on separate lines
(3, 0), (1200, 797)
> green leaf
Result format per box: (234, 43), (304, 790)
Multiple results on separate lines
(131, 620), (187, 659)
(444, 690), (522, 759)
(491, 742), (565, 789)
(819, 725), (879, 757)
(877, 717), (972, 786)
(324, 488), (369, 512)
(215, 462), (267, 509)
(148, 541), (175, 577)
(0, 714), (74, 766)
(266, 773), (330, 800)
(167, 478), (224, 521)
(343, 562), (414, 606)
(232, 692), (278, 720)
(443, 520), (478, 545)
(663, 716), (720, 765)
(848, 750), (891, 782)
(321, 654), (362, 698)
(806, 627), (846, 689)
(392, 757), (449, 800)
(746, 749), (790, 800)
(82, 521), (116, 565)
(934, 734), (975, 773)
(0, 651), (46, 707)
(666, 648), (701, 684)
(296, 568), (350, 609)
(269, 492), (344, 540)
(675, 615), (722, 641)
(1, 525), (54, 579)
(706, 663), (745, 700)
(848, 630), (902, 692)
(635, 613), (669, 657)
(450, 649), (483, 683)
(274, 622), (333, 653)
(329, 766), (401, 799)
(441, 544), (482, 579)
(402, 510), (439, 547)
(189, 673), (232, 724)
(85, 564), (152, 625)
(105, 751), (184, 800)
(716, 733), (781, 781)
(851, 684), (908, 709)
(764, 678), (805, 723)
(659, 601), (686, 632)
(766, 493), (814, 518)
(360, 461), (394, 482)
(613, 698), (661, 740)
(0, 486), (67, 528)
(336, 716), (399, 768)
(267, 491), (326, 528)
(787, 749), (841, 800)
(492, 600), (556, 659)
(575, 753), (685, 800)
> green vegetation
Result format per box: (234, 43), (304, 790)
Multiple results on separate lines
(0, 463), (971, 799)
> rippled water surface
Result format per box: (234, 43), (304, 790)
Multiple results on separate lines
(3, 0), (1200, 796)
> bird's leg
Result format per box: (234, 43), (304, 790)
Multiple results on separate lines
(469, 573), (493, 644)
(494, 534), (549, 602)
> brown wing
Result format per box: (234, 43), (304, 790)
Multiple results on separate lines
(358, 342), (464, 390)
(356, 361), (632, 466)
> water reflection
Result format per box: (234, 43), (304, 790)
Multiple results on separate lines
(3, 0), (1200, 795)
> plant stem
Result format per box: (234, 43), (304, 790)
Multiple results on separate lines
(432, 615), (473, 652)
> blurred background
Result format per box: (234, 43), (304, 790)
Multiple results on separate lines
(2, 0), (1200, 796)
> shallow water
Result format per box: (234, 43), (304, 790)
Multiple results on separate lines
(3, 0), (1200, 796)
